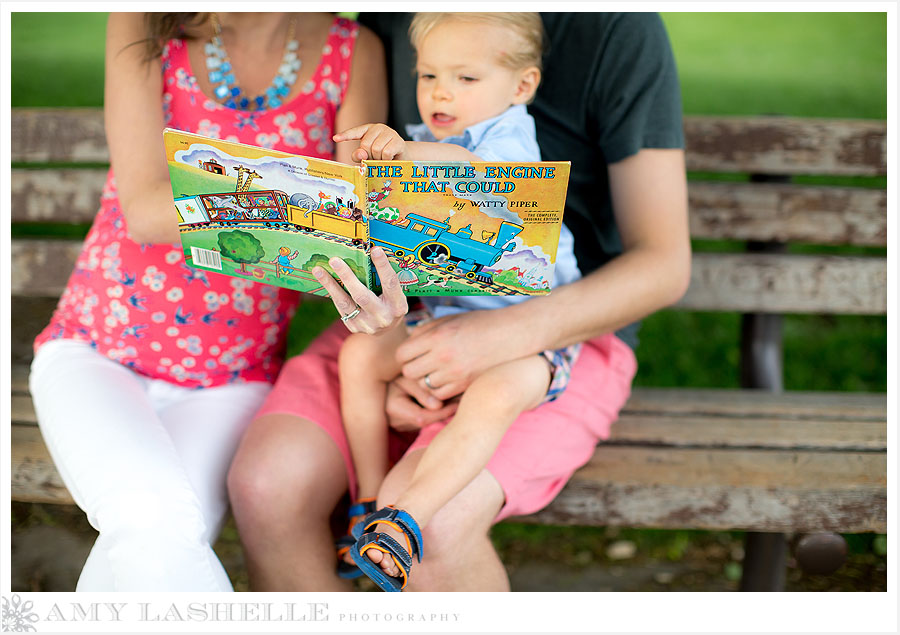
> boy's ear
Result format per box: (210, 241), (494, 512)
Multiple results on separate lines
(512, 66), (541, 105)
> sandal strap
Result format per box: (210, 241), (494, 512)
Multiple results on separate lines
(361, 507), (423, 562)
(347, 498), (377, 519)
(355, 532), (412, 591)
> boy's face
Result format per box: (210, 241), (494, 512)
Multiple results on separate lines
(415, 20), (537, 141)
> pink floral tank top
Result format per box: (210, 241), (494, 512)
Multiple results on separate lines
(35, 17), (360, 388)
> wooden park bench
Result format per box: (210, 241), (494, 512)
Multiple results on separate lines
(10, 108), (887, 591)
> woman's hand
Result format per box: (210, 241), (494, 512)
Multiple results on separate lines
(312, 246), (408, 334)
(384, 375), (459, 432)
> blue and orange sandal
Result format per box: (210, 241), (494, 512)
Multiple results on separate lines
(349, 506), (423, 592)
(336, 497), (377, 579)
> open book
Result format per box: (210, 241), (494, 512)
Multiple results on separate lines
(164, 129), (570, 297)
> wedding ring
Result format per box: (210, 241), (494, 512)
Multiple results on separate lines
(424, 374), (434, 389)
(340, 306), (361, 322)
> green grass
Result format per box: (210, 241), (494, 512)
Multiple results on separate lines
(11, 12), (889, 117)
(661, 12), (887, 118)
(11, 12), (108, 107)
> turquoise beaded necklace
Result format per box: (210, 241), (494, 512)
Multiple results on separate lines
(205, 13), (301, 111)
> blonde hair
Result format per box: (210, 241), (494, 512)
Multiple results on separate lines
(409, 13), (544, 71)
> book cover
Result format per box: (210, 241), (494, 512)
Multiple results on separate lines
(164, 129), (370, 297)
(364, 160), (570, 296)
(165, 130), (570, 298)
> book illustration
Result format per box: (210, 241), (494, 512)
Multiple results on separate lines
(165, 130), (570, 298)
(364, 160), (569, 296)
(166, 130), (370, 296)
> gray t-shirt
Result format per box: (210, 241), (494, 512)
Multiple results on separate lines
(359, 12), (685, 348)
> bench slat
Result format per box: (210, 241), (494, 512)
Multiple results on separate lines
(11, 425), (72, 506)
(12, 110), (887, 177)
(688, 181), (886, 246)
(13, 422), (885, 532)
(11, 240), (888, 315)
(519, 447), (886, 533)
(11, 387), (885, 452)
(11, 169), (887, 248)
(623, 387), (887, 420)
(12, 108), (108, 163)
(679, 252), (886, 315)
(11, 168), (106, 223)
(609, 415), (885, 451)
(683, 115), (886, 176)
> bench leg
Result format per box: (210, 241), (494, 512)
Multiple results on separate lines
(740, 532), (787, 591)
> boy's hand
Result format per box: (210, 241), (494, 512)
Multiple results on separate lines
(333, 123), (407, 162)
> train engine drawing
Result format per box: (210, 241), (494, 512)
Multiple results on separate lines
(369, 213), (523, 282)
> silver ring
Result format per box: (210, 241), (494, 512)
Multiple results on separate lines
(423, 374), (434, 389)
(340, 306), (361, 322)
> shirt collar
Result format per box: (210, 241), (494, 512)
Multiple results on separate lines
(405, 105), (526, 147)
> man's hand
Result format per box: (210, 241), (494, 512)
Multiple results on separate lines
(385, 375), (459, 432)
(333, 123), (408, 162)
(395, 308), (530, 401)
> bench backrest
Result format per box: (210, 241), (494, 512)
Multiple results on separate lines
(10, 108), (887, 350)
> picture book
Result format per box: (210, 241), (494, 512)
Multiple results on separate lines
(164, 129), (570, 298)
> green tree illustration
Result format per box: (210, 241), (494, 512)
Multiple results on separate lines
(304, 253), (367, 283)
(217, 230), (265, 273)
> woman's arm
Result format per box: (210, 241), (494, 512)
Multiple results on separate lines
(394, 148), (691, 400)
(315, 25), (410, 332)
(104, 13), (180, 245)
(333, 26), (388, 164)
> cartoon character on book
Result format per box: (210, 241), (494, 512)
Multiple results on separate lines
(396, 254), (420, 287)
(272, 246), (299, 275)
(330, 12), (583, 592)
(366, 181), (400, 221)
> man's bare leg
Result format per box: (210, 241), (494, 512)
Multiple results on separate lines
(228, 414), (352, 591)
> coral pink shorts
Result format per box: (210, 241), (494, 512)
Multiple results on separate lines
(256, 320), (637, 521)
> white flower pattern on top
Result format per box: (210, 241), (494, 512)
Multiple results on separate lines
(34, 17), (359, 388)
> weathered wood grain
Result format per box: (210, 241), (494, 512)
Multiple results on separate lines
(11, 240), (888, 316)
(12, 170), (887, 248)
(683, 116), (887, 176)
(11, 168), (107, 223)
(11, 239), (84, 297)
(12, 110), (887, 177)
(12, 373), (885, 452)
(520, 452), (887, 533)
(623, 387), (887, 420)
(13, 421), (886, 531)
(679, 252), (886, 315)
(11, 425), (73, 506)
(608, 415), (885, 451)
(12, 108), (108, 163)
(688, 181), (886, 246)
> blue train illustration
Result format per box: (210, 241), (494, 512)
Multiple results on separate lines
(369, 213), (523, 281)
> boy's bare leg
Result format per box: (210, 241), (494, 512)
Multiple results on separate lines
(364, 355), (551, 578)
(338, 325), (407, 500)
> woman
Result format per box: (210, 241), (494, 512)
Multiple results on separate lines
(28, 11), (394, 591)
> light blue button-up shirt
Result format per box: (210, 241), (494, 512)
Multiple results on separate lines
(406, 105), (581, 317)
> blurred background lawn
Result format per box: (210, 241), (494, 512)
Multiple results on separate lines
(10, 11), (888, 591)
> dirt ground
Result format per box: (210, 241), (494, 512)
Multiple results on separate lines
(10, 502), (887, 593)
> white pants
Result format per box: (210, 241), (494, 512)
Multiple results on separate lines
(29, 339), (270, 591)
